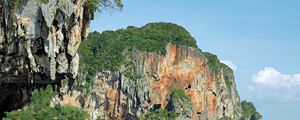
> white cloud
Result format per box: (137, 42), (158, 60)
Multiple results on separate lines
(252, 67), (300, 88)
(220, 60), (237, 71)
(250, 67), (300, 102)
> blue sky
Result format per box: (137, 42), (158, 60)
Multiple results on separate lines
(90, 0), (300, 119)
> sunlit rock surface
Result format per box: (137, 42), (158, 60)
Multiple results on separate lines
(0, 0), (91, 115)
(55, 45), (242, 120)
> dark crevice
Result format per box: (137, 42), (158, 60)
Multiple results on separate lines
(32, 37), (47, 56)
(135, 90), (141, 107)
(223, 107), (226, 116)
(151, 104), (161, 112)
(185, 84), (192, 89)
(0, 82), (58, 118)
(73, 0), (78, 4)
(117, 72), (122, 111)
(81, 5), (92, 41)
(0, 50), (5, 55)
(146, 91), (151, 103)
(39, 8), (48, 38)
(212, 90), (217, 96)
(53, 19), (59, 32)
(67, 78), (75, 91)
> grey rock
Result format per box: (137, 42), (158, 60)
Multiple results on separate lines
(56, 45), (245, 120)
(250, 112), (262, 120)
(0, 0), (91, 112)
(166, 91), (194, 120)
(0, 0), (90, 82)
(56, 53), (68, 74)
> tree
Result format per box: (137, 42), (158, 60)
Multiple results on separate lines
(78, 22), (198, 93)
(87, 0), (124, 12)
(241, 101), (256, 119)
(11, 0), (123, 12)
(3, 85), (89, 120)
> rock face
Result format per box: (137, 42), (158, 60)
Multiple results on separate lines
(166, 89), (194, 120)
(0, 1), (254, 119)
(55, 44), (242, 120)
(250, 112), (262, 120)
(0, 0), (91, 115)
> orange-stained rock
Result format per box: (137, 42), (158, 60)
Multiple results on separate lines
(56, 44), (242, 120)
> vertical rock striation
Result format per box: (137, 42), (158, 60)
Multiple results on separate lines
(0, 0), (91, 115)
(55, 44), (242, 120)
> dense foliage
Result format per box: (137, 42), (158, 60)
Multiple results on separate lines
(241, 101), (257, 119)
(218, 116), (233, 120)
(203, 52), (235, 91)
(87, 0), (123, 12)
(171, 89), (191, 101)
(224, 75), (233, 89)
(203, 52), (222, 74)
(140, 109), (177, 120)
(250, 112), (262, 120)
(11, 0), (123, 12)
(140, 90), (192, 120)
(78, 22), (197, 87)
(3, 86), (88, 120)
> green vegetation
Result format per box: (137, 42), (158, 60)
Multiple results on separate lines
(171, 89), (190, 101)
(140, 109), (177, 120)
(12, 0), (21, 6)
(11, 0), (123, 12)
(3, 85), (89, 120)
(124, 69), (142, 81)
(29, 86), (55, 111)
(96, 116), (102, 120)
(38, 0), (49, 4)
(140, 89), (192, 120)
(224, 76), (233, 89)
(204, 53), (234, 91)
(250, 112), (262, 120)
(240, 117), (246, 120)
(203, 52), (222, 74)
(122, 60), (142, 81)
(168, 89), (192, 119)
(12, 0), (49, 6)
(78, 22), (197, 90)
(241, 101), (257, 119)
(218, 116), (233, 120)
(87, 0), (123, 12)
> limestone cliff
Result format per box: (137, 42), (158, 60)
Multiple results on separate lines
(54, 44), (242, 120)
(50, 22), (259, 120)
(0, 2), (259, 119)
(0, 0), (91, 115)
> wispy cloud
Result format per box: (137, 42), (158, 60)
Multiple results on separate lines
(220, 60), (237, 71)
(250, 67), (300, 102)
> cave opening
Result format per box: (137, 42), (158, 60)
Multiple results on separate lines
(0, 83), (31, 118)
(151, 104), (162, 112)
(185, 84), (192, 89)
(0, 82), (59, 119)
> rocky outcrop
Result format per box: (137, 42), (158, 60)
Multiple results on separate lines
(250, 112), (262, 120)
(0, 0), (92, 115)
(166, 89), (194, 120)
(0, 1), (256, 119)
(54, 44), (242, 120)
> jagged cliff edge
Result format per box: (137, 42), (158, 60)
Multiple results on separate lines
(0, 0), (91, 115)
(0, 0), (261, 120)
(53, 44), (243, 120)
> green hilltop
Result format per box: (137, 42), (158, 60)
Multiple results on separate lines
(79, 22), (198, 76)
